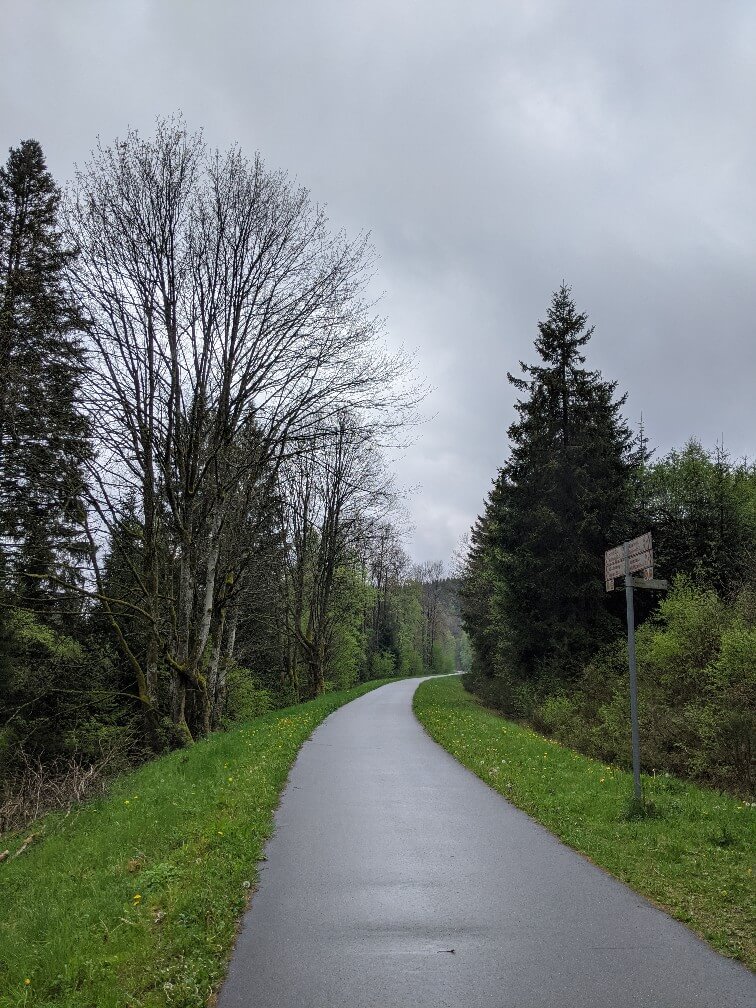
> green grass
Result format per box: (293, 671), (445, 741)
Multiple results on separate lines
(413, 675), (755, 969)
(0, 678), (396, 1008)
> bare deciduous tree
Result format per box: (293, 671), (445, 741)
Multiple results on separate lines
(280, 413), (398, 696)
(64, 118), (417, 742)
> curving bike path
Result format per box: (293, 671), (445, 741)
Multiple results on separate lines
(219, 677), (754, 1007)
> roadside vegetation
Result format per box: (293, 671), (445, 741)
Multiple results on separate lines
(1, 572), (467, 834)
(0, 127), (470, 831)
(460, 286), (755, 797)
(0, 679), (397, 1008)
(414, 675), (755, 969)
(467, 577), (755, 795)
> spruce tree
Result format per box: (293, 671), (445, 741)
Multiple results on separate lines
(482, 284), (635, 681)
(461, 474), (510, 677)
(0, 139), (90, 607)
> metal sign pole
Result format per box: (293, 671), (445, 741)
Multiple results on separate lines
(624, 542), (642, 804)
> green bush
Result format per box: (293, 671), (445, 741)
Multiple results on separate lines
(0, 609), (132, 775)
(586, 578), (755, 792)
(430, 641), (455, 675)
(371, 650), (397, 678)
(222, 663), (273, 723)
(466, 577), (756, 794)
(462, 671), (538, 720)
(398, 649), (424, 677)
(532, 694), (575, 737)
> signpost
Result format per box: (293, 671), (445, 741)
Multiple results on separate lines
(605, 533), (668, 806)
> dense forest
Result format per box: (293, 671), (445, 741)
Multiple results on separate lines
(0, 124), (468, 824)
(461, 286), (756, 794)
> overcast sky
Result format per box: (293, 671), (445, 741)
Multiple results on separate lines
(4, 1), (755, 562)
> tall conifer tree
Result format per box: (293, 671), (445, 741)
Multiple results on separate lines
(468, 285), (635, 681)
(0, 139), (90, 606)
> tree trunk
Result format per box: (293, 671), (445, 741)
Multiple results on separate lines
(205, 605), (227, 733)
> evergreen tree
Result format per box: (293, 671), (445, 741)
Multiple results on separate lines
(461, 477), (510, 677)
(468, 285), (636, 682)
(0, 139), (90, 607)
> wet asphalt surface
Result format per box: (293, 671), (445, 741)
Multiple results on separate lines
(218, 677), (755, 1007)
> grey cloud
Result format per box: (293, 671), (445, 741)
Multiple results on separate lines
(3, 0), (754, 561)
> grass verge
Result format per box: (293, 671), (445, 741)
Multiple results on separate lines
(413, 675), (755, 969)
(0, 678), (397, 1008)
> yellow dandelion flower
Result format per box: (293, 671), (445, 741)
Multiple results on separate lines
(24, 979), (31, 986)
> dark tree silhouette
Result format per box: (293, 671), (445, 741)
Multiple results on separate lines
(0, 140), (90, 607)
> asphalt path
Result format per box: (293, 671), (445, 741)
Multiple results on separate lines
(218, 677), (755, 1007)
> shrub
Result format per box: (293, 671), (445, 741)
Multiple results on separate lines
(466, 577), (756, 794)
(371, 650), (397, 679)
(580, 578), (754, 791)
(398, 649), (424, 677)
(0, 741), (129, 833)
(462, 671), (538, 720)
(0, 609), (132, 774)
(430, 643), (456, 675)
(532, 694), (575, 738)
(222, 664), (273, 724)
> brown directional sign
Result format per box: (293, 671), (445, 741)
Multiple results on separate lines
(629, 576), (668, 590)
(605, 532), (653, 589)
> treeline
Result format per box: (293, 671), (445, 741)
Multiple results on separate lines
(461, 285), (755, 793)
(0, 121), (465, 800)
